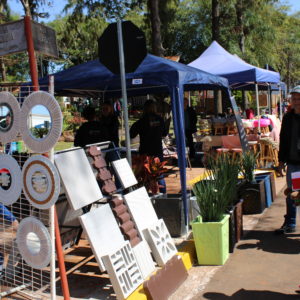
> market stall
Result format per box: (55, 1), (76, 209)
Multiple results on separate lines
(27, 53), (239, 226)
(188, 41), (282, 127)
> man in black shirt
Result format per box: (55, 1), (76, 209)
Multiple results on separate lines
(130, 100), (168, 193)
(184, 98), (197, 159)
(130, 100), (168, 159)
(276, 86), (300, 234)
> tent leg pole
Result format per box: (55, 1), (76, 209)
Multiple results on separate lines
(255, 83), (261, 134)
(279, 84), (283, 121)
(117, 19), (132, 165)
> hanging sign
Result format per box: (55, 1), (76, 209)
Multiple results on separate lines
(31, 20), (58, 58)
(0, 20), (26, 56)
(0, 19), (58, 57)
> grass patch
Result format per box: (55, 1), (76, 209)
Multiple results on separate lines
(54, 141), (74, 151)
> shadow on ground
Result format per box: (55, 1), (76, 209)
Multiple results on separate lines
(236, 230), (300, 254)
(202, 289), (300, 299)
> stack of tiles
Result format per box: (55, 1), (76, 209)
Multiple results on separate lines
(110, 195), (141, 247)
(87, 146), (117, 194)
(143, 255), (188, 300)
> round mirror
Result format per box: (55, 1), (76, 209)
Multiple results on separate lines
(26, 232), (41, 255)
(28, 105), (51, 140)
(0, 104), (13, 132)
(31, 171), (48, 194)
(0, 168), (11, 190)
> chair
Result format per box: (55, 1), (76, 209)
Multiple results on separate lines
(258, 138), (279, 168)
(162, 140), (192, 170)
(213, 123), (224, 135)
(220, 135), (243, 160)
(226, 121), (237, 135)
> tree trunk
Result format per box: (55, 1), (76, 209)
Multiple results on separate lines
(212, 0), (220, 42)
(20, 0), (31, 16)
(235, 0), (245, 54)
(0, 57), (6, 82)
(148, 0), (164, 56)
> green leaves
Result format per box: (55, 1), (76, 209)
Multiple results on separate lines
(193, 153), (241, 222)
(241, 151), (258, 184)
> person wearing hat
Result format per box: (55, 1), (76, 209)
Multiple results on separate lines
(276, 85), (300, 234)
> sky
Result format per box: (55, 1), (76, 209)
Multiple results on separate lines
(10, 0), (68, 22)
(280, 0), (300, 14)
(10, 0), (300, 21)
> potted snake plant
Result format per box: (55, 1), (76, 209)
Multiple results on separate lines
(238, 151), (266, 214)
(206, 154), (243, 252)
(191, 154), (238, 265)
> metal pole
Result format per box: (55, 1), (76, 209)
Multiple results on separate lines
(279, 84), (283, 121)
(117, 19), (132, 165)
(49, 76), (70, 300)
(48, 77), (56, 300)
(255, 83), (261, 133)
(267, 83), (271, 114)
(24, 16), (39, 91)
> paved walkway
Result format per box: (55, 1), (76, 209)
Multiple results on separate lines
(174, 175), (300, 300)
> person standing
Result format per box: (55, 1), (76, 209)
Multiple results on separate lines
(74, 106), (102, 148)
(99, 101), (120, 147)
(130, 100), (168, 193)
(275, 86), (300, 234)
(184, 97), (197, 159)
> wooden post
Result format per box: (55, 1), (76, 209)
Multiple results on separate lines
(24, 16), (39, 91)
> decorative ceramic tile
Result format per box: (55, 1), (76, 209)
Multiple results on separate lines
(143, 219), (177, 266)
(98, 167), (112, 181)
(101, 179), (117, 194)
(143, 255), (188, 300)
(54, 148), (103, 210)
(110, 195), (141, 247)
(124, 187), (158, 240)
(16, 217), (52, 270)
(79, 204), (125, 272)
(132, 241), (156, 279)
(87, 145), (101, 157)
(102, 241), (143, 299)
(93, 156), (107, 169)
(112, 159), (138, 189)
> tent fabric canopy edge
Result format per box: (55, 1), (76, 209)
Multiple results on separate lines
(188, 41), (281, 85)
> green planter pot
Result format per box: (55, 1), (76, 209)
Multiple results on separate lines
(191, 214), (230, 265)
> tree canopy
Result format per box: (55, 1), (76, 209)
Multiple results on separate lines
(3, 0), (300, 88)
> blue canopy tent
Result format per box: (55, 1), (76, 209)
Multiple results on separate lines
(33, 54), (230, 226)
(188, 41), (282, 124)
(188, 41), (280, 85)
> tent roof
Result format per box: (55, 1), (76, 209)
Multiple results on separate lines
(38, 54), (229, 98)
(188, 41), (280, 85)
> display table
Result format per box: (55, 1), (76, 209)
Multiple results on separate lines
(196, 134), (260, 151)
